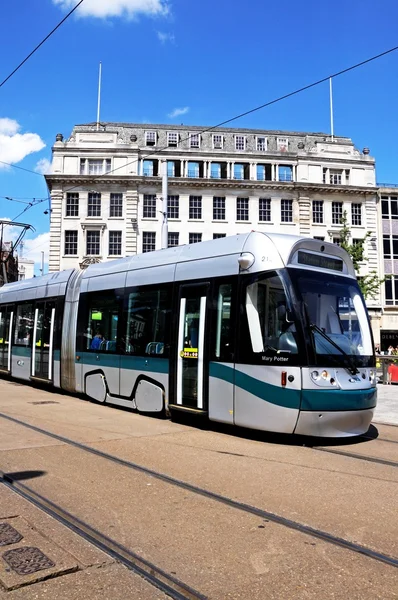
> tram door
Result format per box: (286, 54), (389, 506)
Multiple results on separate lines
(32, 301), (55, 381)
(176, 284), (209, 410)
(0, 307), (13, 372)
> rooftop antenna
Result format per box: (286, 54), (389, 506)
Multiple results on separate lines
(329, 77), (334, 142)
(96, 61), (102, 131)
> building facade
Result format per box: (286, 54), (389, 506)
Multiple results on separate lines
(45, 122), (381, 336)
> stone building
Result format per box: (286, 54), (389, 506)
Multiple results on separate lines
(45, 122), (381, 335)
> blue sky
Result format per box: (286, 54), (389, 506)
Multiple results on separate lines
(1, 0), (397, 271)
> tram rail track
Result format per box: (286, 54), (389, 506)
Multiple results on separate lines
(1, 411), (398, 570)
(313, 447), (398, 468)
(0, 471), (207, 600)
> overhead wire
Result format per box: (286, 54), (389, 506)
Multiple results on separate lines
(0, 0), (85, 89)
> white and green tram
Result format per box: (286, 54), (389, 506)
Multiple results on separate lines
(0, 232), (376, 437)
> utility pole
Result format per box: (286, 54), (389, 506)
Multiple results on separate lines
(161, 160), (168, 249)
(40, 251), (45, 276)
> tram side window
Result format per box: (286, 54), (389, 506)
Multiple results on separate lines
(14, 303), (34, 346)
(245, 274), (298, 354)
(214, 283), (234, 360)
(84, 291), (121, 352)
(124, 287), (171, 356)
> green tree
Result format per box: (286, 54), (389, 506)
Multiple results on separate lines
(338, 211), (384, 300)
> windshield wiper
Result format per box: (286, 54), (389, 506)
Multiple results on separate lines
(309, 323), (359, 375)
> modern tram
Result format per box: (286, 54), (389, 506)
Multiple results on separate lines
(0, 231), (376, 437)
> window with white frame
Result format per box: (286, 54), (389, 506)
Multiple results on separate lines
(187, 161), (199, 177)
(189, 133), (200, 148)
(259, 198), (271, 222)
(143, 195), (156, 218)
(312, 200), (324, 223)
(213, 233), (226, 239)
(383, 234), (398, 259)
(145, 131), (156, 146)
(234, 164), (244, 180)
(167, 195), (179, 219)
(235, 135), (245, 151)
(189, 196), (202, 220)
(333, 237), (341, 246)
(80, 158), (111, 175)
(385, 276), (398, 305)
(88, 193), (101, 217)
(332, 201), (343, 225)
(278, 165), (293, 182)
(167, 132), (178, 147)
(352, 203), (362, 225)
(381, 196), (398, 219)
(329, 169), (343, 185)
(210, 162), (221, 178)
(64, 231), (78, 255)
(110, 193), (122, 217)
(213, 197), (225, 220)
(277, 137), (288, 152)
(213, 134), (223, 149)
(86, 230), (101, 255)
(189, 233), (202, 244)
(143, 232), (156, 253)
(281, 199), (293, 222)
(143, 160), (155, 176)
(168, 232), (179, 247)
(257, 137), (267, 151)
(109, 231), (122, 256)
(167, 161), (175, 177)
(237, 198), (249, 221)
(66, 193), (79, 217)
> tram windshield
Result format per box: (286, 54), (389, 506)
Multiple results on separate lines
(289, 270), (373, 360)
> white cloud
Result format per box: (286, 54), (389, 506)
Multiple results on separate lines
(21, 232), (50, 267)
(0, 118), (45, 169)
(167, 106), (189, 118)
(53, 0), (169, 19)
(35, 158), (51, 175)
(157, 31), (175, 43)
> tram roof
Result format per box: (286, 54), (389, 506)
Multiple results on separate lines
(0, 269), (74, 303)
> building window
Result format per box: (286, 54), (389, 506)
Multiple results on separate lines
(213, 233), (226, 239)
(189, 133), (200, 148)
(332, 201), (343, 225)
(313, 236), (325, 241)
(80, 158), (111, 175)
(189, 196), (202, 220)
(189, 233), (202, 244)
(384, 276), (398, 305)
(381, 196), (398, 219)
(167, 161), (175, 177)
(168, 232), (179, 247)
(259, 198), (271, 222)
(143, 159), (158, 176)
(329, 169), (343, 185)
(86, 231), (100, 255)
(383, 235), (398, 259)
(65, 231), (78, 255)
(168, 195), (179, 219)
(109, 231), (122, 256)
(145, 131), (156, 146)
(167, 132), (178, 147)
(281, 199), (293, 223)
(235, 136), (245, 151)
(188, 161), (199, 177)
(333, 237), (341, 246)
(277, 137), (288, 152)
(257, 137), (267, 151)
(143, 194), (156, 218)
(143, 232), (156, 253)
(352, 203), (362, 225)
(110, 193), (122, 217)
(88, 193), (101, 217)
(212, 134), (223, 149)
(211, 162), (221, 178)
(234, 164), (244, 180)
(278, 165), (293, 182)
(213, 197), (225, 220)
(66, 193), (79, 217)
(312, 200), (324, 224)
(237, 198), (249, 221)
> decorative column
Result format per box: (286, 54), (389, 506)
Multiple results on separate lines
(48, 187), (63, 272)
(125, 187), (139, 256)
(298, 196), (311, 237)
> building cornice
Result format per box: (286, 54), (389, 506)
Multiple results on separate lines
(45, 174), (377, 196)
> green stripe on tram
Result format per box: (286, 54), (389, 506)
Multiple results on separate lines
(301, 388), (377, 412)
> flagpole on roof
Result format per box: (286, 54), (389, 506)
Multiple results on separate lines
(329, 77), (334, 142)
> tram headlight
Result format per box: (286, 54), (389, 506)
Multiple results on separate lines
(310, 370), (320, 381)
(321, 370), (329, 380)
(369, 370), (375, 381)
